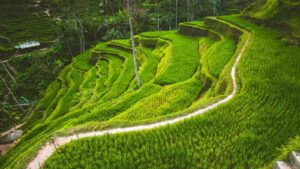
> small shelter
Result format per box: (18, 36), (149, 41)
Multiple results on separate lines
(14, 41), (40, 50)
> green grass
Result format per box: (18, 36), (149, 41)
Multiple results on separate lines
(26, 67), (70, 125)
(107, 39), (132, 52)
(72, 50), (94, 71)
(178, 21), (237, 96)
(69, 83), (163, 126)
(24, 50), (94, 126)
(21, 54), (90, 130)
(68, 66), (98, 111)
(243, 0), (300, 38)
(44, 69), (83, 122)
(0, 16), (243, 168)
(128, 44), (161, 89)
(109, 39), (131, 46)
(42, 16), (300, 169)
(23, 79), (61, 129)
(139, 31), (174, 38)
(101, 54), (124, 87)
(205, 38), (236, 77)
(154, 32), (201, 85)
(251, 0), (280, 19)
(137, 47), (158, 83)
(87, 59), (109, 103)
(109, 77), (202, 122)
(98, 53), (135, 102)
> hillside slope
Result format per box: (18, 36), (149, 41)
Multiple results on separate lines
(0, 15), (243, 168)
(242, 0), (300, 43)
(0, 3), (300, 167)
(1, 14), (299, 168)
(44, 15), (300, 169)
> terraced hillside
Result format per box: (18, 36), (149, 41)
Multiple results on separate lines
(0, 15), (240, 168)
(242, 0), (300, 43)
(0, 0), (55, 47)
(1, 14), (300, 169)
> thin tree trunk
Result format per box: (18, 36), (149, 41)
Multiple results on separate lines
(56, 27), (74, 58)
(73, 18), (82, 53)
(66, 38), (74, 58)
(2, 63), (17, 86)
(81, 28), (85, 52)
(63, 31), (74, 58)
(157, 13), (160, 31)
(191, 0), (194, 21)
(109, 1), (115, 16)
(94, 25), (102, 41)
(187, 0), (190, 22)
(167, 15), (172, 30)
(5, 62), (17, 75)
(77, 17), (85, 52)
(157, 1), (160, 31)
(0, 75), (25, 113)
(126, 0), (141, 87)
(213, 0), (216, 15)
(73, 16), (84, 52)
(176, 0), (178, 28)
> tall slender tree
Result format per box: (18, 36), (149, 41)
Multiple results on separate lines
(187, 0), (190, 21)
(126, 0), (142, 87)
(157, 0), (160, 31)
(0, 75), (25, 113)
(190, 0), (194, 20)
(214, 0), (216, 15)
(2, 62), (17, 86)
(72, 14), (85, 52)
(175, 0), (178, 28)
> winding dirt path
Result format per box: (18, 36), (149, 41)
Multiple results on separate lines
(26, 26), (251, 169)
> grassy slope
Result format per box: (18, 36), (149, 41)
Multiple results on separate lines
(242, 0), (300, 38)
(205, 38), (236, 77)
(154, 32), (200, 85)
(43, 15), (300, 169)
(0, 18), (238, 168)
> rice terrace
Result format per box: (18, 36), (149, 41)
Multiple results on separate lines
(0, 0), (300, 169)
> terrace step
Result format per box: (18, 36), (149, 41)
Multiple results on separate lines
(107, 41), (132, 53)
(273, 161), (292, 169)
(204, 17), (243, 43)
(290, 151), (300, 169)
(178, 22), (221, 41)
